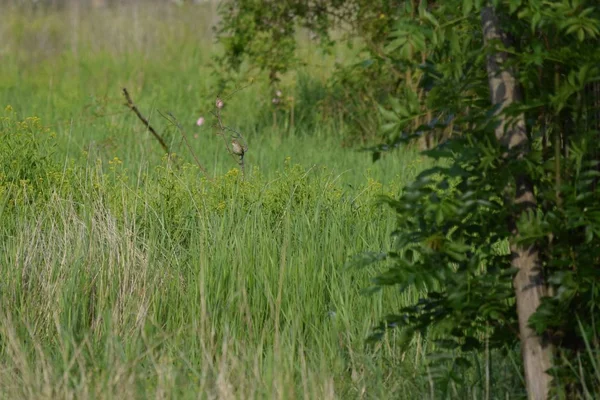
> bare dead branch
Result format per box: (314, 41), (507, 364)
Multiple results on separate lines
(122, 88), (170, 154)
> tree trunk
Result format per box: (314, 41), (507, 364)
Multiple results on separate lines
(481, 6), (554, 400)
(585, 81), (600, 191)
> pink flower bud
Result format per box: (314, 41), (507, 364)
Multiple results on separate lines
(276, 90), (282, 97)
(196, 117), (205, 126)
(216, 99), (224, 109)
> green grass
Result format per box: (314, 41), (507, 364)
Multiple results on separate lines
(0, 3), (525, 399)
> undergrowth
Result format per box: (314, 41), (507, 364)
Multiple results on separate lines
(0, 109), (525, 399)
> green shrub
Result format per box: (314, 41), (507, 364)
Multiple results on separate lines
(0, 106), (61, 208)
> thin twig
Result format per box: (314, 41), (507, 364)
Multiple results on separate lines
(239, 156), (246, 179)
(159, 111), (214, 182)
(211, 83), (254, 179)
(221, 80), (255, 102)
(212, 108), (247, 179)
(122, 88), (170, 154)
(223, 126), (249, 148)
(211, 109), (239, 162)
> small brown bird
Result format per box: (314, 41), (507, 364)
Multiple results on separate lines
(231, 139), (246, 157)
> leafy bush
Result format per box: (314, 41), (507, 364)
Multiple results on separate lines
(357, 1), (600, 396)
(215, 0), (410, 141)
(0, 106), (61, 208)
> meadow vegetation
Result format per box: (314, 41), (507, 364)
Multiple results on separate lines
(5, 1), (597, 398)
(214, 1), (600, 398)
(0, 2), (519, 399)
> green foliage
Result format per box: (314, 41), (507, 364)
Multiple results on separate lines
(5, 1), (600, 397)
(0, 107), (61, 207)
(0, 107), (474, 398)
(0, 3), (516, 398)
(215, 0), (399, 80)
(0, 94), (526, 397)
(215, 0), (419, 141)
(358, 0), (600, 395)
(215, 0), (304, 83)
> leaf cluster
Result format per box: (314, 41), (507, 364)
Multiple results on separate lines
(361, 0), (600, 393)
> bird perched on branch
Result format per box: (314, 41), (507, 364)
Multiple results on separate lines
(231, 138), (247, 157)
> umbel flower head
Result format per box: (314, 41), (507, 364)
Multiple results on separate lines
(216, 98), (224, 109)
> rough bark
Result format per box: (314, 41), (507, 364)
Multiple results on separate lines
(481, 6), (554, 400)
